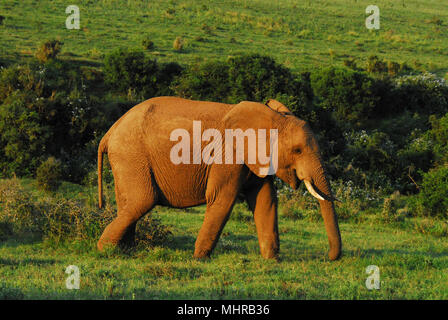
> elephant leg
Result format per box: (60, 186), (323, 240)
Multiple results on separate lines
(97, 158), (156, 251)
(245, 178), (279, 259)
(194, 177), (240, 258)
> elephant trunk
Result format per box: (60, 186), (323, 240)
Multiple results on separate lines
(302, 164), (342, 261)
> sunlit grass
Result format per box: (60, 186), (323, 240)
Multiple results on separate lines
(0, 0), (447, 75)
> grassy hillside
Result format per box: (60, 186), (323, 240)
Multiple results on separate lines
(1, 0), (447, 74)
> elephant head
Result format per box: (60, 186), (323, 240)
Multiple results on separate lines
(223, 99), (342, 260)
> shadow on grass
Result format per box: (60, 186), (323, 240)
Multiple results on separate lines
(352, 248), (448, 259)
(0, 257), (57, 266)
(0, 236), (42, 248)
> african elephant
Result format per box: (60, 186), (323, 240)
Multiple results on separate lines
(97, 96), (342, 261)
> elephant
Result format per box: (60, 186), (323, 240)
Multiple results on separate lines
(97, 96), (342, 261)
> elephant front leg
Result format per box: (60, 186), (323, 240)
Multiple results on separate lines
(194, 184), (239, 259)
(193, 201), (234, 259)
(245, 178), (279, 260)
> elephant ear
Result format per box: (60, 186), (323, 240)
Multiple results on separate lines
(265, 99), (294, 115)
(222, 101), (281, 178)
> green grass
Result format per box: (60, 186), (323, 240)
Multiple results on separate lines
(1, 180), (447, 299)
(1, 0), (447, 75)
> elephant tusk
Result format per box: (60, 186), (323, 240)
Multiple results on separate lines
(304, 180), (325, 201)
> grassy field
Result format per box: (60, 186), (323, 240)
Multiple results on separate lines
(1, 0), (448, 75)
(0, 179), (447, 300)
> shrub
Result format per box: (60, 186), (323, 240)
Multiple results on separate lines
(310, 66), (380, 127)
(36, 157), (63, 192)
(410, 218), (448, 238)
(173, 60), (231, 101)
(227, 54), (299, 103)
(0, 60), (112, 180)
(135, 215), (173, 247)
(104, 48), (158, 98)
(281, 199), (303, 220)
(344, 130), (396, 176)
(393, 73), (448, 115)
(365, 55), (411, 77)
(413, 165), (448, 218)
(426, 113), (448, 164)
(174, 54), (310, 106)
(142, 37), (155, 50)
(103, 48), (181, 99)
(0, 178), (172, 246)
(0, 178), (43, 235)
(366, 55), (388, 74)
(381, 191), (408, 223)
(0, 93), (52, 176)
(230, 202), (252, 222)
(35, 40), (63, 63)
(278, 184), (321, 221)
(173, 37), (184, 51)
(0, 221), (13, 241)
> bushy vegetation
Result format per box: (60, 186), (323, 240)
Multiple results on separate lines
(0, 178), (172, 246)
(35, 40), (63, 63)
(103, 47), (182, 99)
(310, 67), (380, 127)
(36, 157), (62, 192)
(412, 165), (448, 218)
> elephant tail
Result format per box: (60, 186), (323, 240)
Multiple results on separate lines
(98, 136), (108, 209)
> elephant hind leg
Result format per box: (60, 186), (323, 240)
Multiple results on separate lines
(97, 159), (157, 251)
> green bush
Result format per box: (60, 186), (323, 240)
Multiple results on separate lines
(413, 165), (448, 218)
(173, 37), (184, 51)
(104, 48), (158, 98)
(0, 221), (13, 241)
(142, 37), (155, 50)
(281, 199), (303, 220)
(173, 60), (231, 101)
(230, 202), (252, 222)
(36, 157), (62, 192)
(136, 215), (173, 247)
(381, 191), (409, 223)
(35, 40), (62, 63)
(0, 178), (43, 235)
(0, 178), (172, 246)
(226, 54), (299, 103)
(103, 48), (181, 99)
(365, 55), (411, 77)
(174, 54), (311, 106)
(310, 66), (380, 127)
(393, 73), (448, 115)
(0, 93), (52, 176)
(426, 113), (448, 164)
(0, 60), (118, 181)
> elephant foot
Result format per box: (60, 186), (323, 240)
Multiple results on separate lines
(261, 251), (279, 261)
(328, 248), (341, 261)
(193, 248), (211, 260)
(259, 241), (279, 260)
(97, 240), (118, 252)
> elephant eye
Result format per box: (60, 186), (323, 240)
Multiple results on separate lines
(294, 147), (302, 154)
